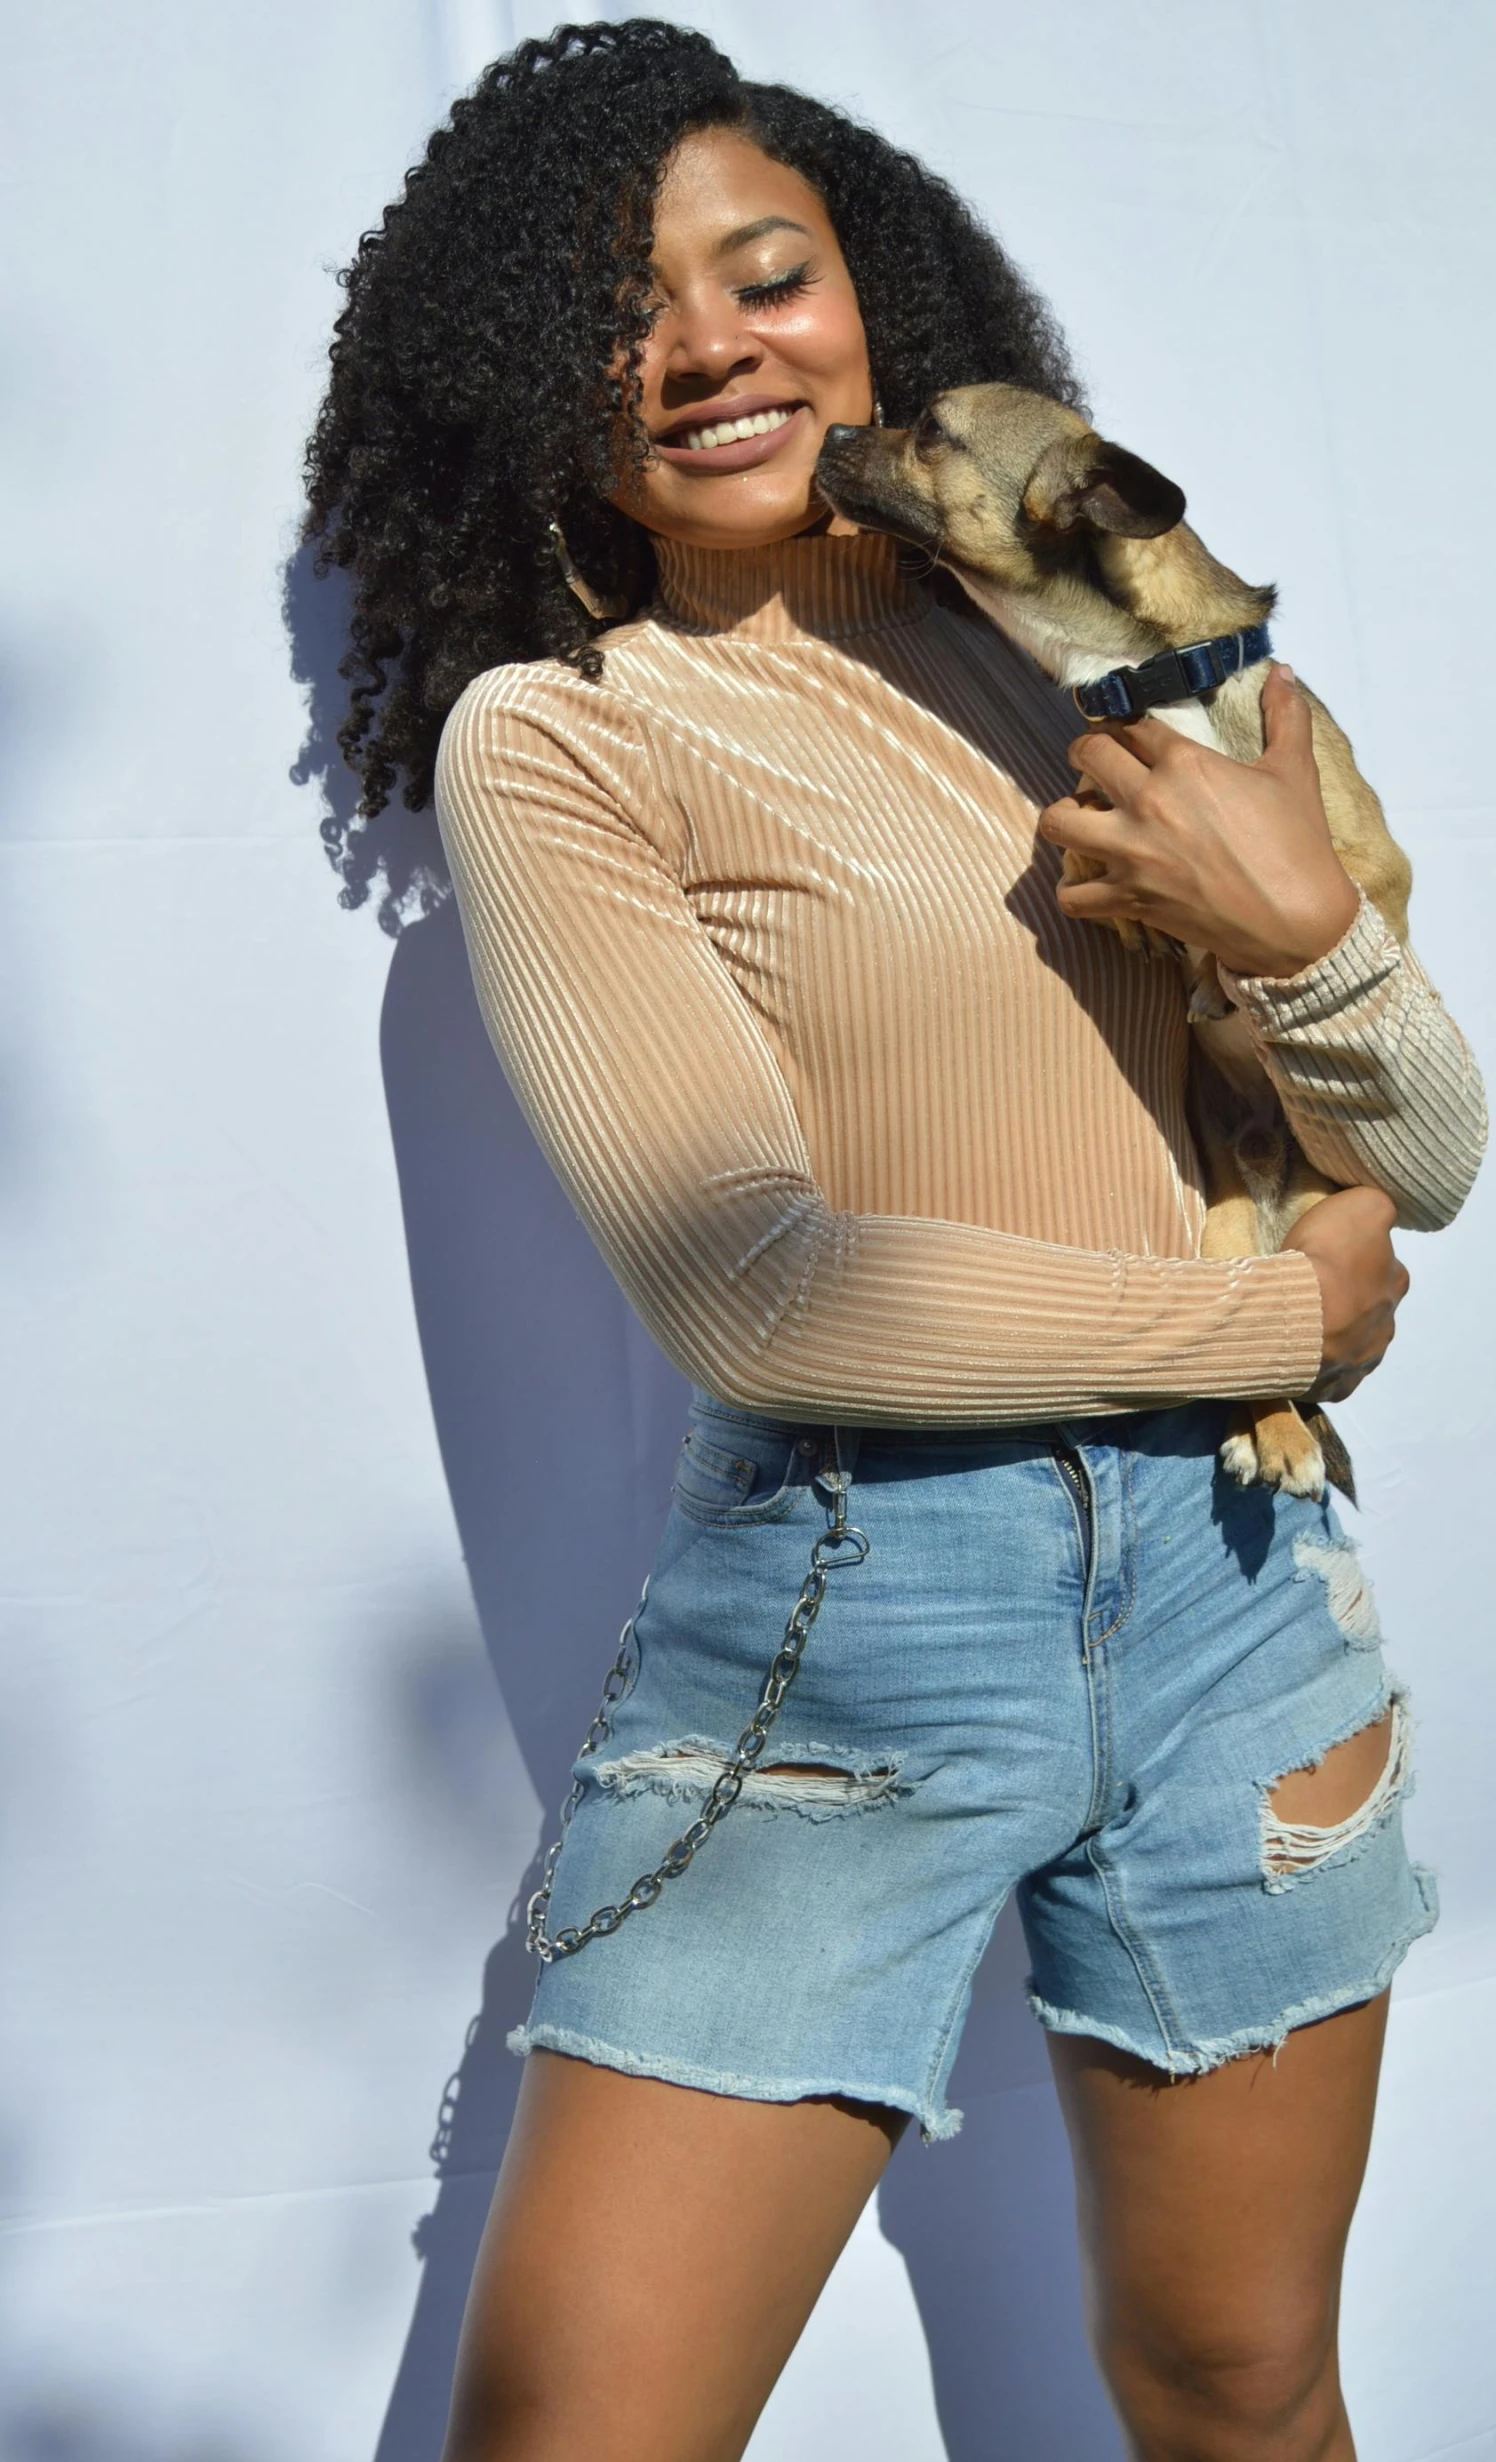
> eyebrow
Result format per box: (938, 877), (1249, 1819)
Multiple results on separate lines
(711, 215), (814, 259)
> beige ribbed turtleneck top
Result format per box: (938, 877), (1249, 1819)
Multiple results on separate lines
(434, 530), (1485, 1427)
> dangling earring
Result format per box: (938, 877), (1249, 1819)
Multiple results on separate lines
(871, 386), (886, 429)
(548, 518), (625, 623)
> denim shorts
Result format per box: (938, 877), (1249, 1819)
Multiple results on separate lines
(511, 1386), (1436, 2140)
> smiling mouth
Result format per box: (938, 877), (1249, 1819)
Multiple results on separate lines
(650, 400), (810, 472)
(662, 402), (802, 453)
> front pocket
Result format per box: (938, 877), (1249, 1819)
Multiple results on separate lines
(672, 1422), (807, 1527)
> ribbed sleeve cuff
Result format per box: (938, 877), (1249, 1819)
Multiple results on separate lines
(1184, 1245), (1324, 1399)
(1216, 889), (1399, 1035)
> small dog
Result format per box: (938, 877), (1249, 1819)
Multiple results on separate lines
(816, 384), (1413, 1500)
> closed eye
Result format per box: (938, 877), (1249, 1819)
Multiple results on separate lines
(914, 408), (951, 461)
(736, 262), (820, 312)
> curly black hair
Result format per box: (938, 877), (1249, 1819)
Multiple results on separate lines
(301, 17), (1084, 926)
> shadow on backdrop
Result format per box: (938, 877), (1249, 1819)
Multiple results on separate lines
(285, 542), (1121, 2461)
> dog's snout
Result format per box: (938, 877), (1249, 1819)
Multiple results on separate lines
(820, 423), (870, 460)
(814, 419), (942, 555)
(814, 420), (884, 509)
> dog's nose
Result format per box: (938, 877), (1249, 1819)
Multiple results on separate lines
(820, 424), (869, 455)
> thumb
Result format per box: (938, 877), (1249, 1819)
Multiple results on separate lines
(1258, 661), (1315, 775)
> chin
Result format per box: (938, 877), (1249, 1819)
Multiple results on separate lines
(655, 462), (822, 545)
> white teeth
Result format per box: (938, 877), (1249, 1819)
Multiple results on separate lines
(670, 405), (796, 453)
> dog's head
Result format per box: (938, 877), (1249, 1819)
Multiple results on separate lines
(815, 383), (1186, 604)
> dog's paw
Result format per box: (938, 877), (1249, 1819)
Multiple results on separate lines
(1256, 1426), (1327, 1499)
(1219, 1427), (1261, 1487)
(1222, 1404), (1326, 1499)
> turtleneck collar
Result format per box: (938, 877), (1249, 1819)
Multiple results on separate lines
(649, 528), (929, 644)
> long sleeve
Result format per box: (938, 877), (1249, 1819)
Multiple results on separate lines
(435, 664), (1323, 1427)
(1216, 892), (1487, 1233)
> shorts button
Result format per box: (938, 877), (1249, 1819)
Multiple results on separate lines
(797, 1436), (818, 1455)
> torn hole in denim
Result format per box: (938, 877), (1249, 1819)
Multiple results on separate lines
(596, 1734), (907, 1819)
(1292, 1531), (1382, 1647)
(1260, 1691), (1411, 1888)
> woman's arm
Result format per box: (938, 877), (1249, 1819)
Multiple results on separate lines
(435, 663), (1324, 1427)
(1214, 892), (1486, 1232)
(1040, 667), (1488, 1231)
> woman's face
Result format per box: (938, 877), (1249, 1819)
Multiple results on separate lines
(610, 127), (874, 552)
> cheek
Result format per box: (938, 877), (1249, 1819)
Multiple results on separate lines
(769, 287), (869, 388)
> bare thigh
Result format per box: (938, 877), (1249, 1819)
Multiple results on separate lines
(1050, 1991), (1390, 2459)
(441, 2049), (906, 2462)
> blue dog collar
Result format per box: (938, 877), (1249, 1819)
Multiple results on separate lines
(1072, 622), (1274, 723)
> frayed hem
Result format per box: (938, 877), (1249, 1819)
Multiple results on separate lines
(506, 2020), (963, 2143)
(1026, 1887), (1439, 2076)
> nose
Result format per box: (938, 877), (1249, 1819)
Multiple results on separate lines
(821, 423), (872, 454)
(662, 286), (762, 388)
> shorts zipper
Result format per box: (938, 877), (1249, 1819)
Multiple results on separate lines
(1053, 1442), (1092, 1559)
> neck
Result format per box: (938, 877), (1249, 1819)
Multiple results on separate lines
(649, 528), (928, 644)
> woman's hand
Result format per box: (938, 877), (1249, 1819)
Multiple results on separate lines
(1038, 665), (1360, 979)
(1282, 1187), (1409, 1402)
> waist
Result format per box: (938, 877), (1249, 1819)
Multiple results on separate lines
(687, 1385), (1226, 1456)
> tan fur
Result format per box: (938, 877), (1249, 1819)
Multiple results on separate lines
(816, 385), (1415, 1499)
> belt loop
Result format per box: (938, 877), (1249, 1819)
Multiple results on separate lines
(831, 1422), (862, 1486)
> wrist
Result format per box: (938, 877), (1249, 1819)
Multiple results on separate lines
(1216, 869), (1361, 983)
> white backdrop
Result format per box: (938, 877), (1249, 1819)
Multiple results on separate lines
(4, 3), (1494, 2456)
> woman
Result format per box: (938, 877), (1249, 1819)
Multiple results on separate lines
(304, 23), (1486, 2460)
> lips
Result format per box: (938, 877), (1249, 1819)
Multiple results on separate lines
(652, 399), (810, 475)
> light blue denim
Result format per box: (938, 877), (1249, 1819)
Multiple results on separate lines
(511, 1387), (1436, 2140)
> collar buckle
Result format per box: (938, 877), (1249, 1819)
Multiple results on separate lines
(1072, 623), (1273, 725)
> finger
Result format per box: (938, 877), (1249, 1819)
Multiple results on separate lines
(1038, 797), (1131, 858)
(1069, 715), (1181, 772)
(1101, 714), (1180, 768)
(1067, 730), (1155, 804)
(1257, 662), (1316, 779)
(1055, 877), (1141, 923)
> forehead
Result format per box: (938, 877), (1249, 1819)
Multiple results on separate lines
(652, 128), (832, 261)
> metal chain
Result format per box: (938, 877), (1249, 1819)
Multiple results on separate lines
(526, 1451), (870, 1963)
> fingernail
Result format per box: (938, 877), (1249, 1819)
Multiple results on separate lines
(1276, 661), (1295, 681)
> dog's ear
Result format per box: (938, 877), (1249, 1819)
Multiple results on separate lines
(1027, 437), (1186, 540)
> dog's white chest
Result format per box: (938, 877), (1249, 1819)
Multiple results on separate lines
(1151, 699), (1226, 752)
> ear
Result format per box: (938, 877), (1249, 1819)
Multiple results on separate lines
(1027, 436), (1186, 539)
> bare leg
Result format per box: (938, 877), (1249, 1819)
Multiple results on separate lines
(1050, 1991), (1389, 2461)
(441, 2049), (906, 2462)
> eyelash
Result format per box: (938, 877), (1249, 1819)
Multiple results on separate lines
(735, 262), (818, 311)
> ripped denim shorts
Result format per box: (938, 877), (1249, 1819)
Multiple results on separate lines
(510, 1387), (1436, 2141)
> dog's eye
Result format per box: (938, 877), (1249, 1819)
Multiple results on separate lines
(913, 409), (950, 462)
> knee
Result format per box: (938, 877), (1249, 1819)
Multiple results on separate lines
(442, 2379), (690, 2462)
(441, 2374), (550, 2462)
(1101, 2308), (1342, 2460)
